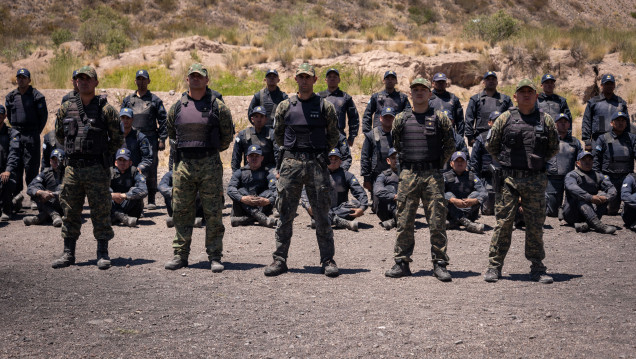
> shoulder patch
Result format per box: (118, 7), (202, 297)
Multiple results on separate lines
(596, 145), (602, 151)
(36, 176), (42, 181)
(474, 179), (478, 183)
(235, 136), (240, 142)
(604, 175), (608, 179)
(623, 183), (628, 188)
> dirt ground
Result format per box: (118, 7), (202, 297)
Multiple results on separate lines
(1, 158), (635, 359)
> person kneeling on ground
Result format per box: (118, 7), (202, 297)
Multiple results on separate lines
(444, 151), (487, 234)
(373, 147), (399, 230)
(227, 144), (278, 228)
(621, 173), (636, 231)
(158, 170), (204, 228)
(24, 149), (65, 227)
(302, 148), (368, 231)
(110, 148), (148, 227)
(563, 151), (617, 234)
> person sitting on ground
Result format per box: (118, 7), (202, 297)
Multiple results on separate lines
(118, 108), (153, 177)
(0, 105), (19, 221)
(469, 111), (501, 215)
(231, 105), (278, 171)
(563, 151), (617, 234)
(621, 172), (636, 231)
(444, 151), (487, 234)
(227, 144), (278, 228)
(373, 147), (399, 230)
(24, 149), (65, 227)
(110, 148), (148, 227)
(302, 148), (368, 231)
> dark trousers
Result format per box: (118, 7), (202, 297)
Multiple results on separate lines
(606, 174), (627, 215)
(231, 200), (273, 218)
(14, 132), (40, 195)
(545, 176), (565, 217)
(562, 194), (608, 225)
(36, 199), (63, 220)
(0, 177), (17, 214)
(448, 203), (480, 222)
(622, 205), (636, 227)
(111, 199), (144, 218)
(375, 196), (397, 222)
(146, 134), (159, 202)
(481, 173), (496, 216)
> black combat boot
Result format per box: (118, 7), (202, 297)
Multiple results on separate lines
(252, 211), (277, 228)
(164, 255), (188, 270)
(483, 267), (501, 282)
(230, 216), (253, 227)
(433, 261), (452, 282)
(332, 216), (358, 231)
(589, 218), (616, 234)
(459, 217), (485, 234)
(52, 238), (76, 269)
(23, 213), (47, 226)
(146, 195), (157, 210)
(574, 222), (589, 232)
(530, 261), (553, 284)
(385, 260), (412, 278)
(113, 211), (136, 227)
(321, 259), (340, 277)
(96, 240), (111, 270)
(381, 218), (396, 230)
(166, 216), (174, 228)
(210, 258), (224, 273)
(264, 259), (288, 276)
(12, 193), (23, 213)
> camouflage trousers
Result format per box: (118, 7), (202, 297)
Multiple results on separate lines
(60, 164), (114, 241)
(488, 172), (547, 270)
(274, 156), (334, 264)
(172, 154), (224, 261)
(562, 192), (608, 225)
(394, 168), (449, 264)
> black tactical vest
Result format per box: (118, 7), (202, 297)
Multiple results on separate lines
(372, 91), (401, 128)
(400, 110), (442, 163)
(8, 91), (29, 127)
(430, 92), (453, 114)
(537, 94), (561, 123)
(329, 168), (348, 207)
(444, 170), (476, 199)
(259, 89), (277, 126)
(175, 93), (220, 150)
(62, 95), (109, 157)
(499, 108), (549, 170)
(572, 168), (604, 195)
(248, 127), (275, 165)
(381, 169), (399, 194)
(591, 95), (626, 136)
(283, 95), (327, 151)
(320, 90), (347, 130)
(603, 132), (634, 173)
(372, 127), (392, 174)
(123, 129), (144, 167)
(546, 136), (578, 176)
(129, 96), (155, 133)
(111, 166), (138, 194)
(240, 166), (270, 195)
(477, 93), (502, 132)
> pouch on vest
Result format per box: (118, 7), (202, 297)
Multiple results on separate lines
(63, 118), (78, 137)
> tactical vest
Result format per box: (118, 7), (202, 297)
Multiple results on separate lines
(537, 95), (562, 123)
(240, 166), (270, 195)
(329, 168), (348, 208)
(259, 89), (277, 126)
(129, 96), (155, 133)
(499, 108), (549, 170)
(123, 130), (143, 167)
(175, 93), (220, 150)
(430, 92), (453, 114)
(444, 170), (476, 199)
(476, 93), (503, 132)
(373, 91), (401, 128)
(8, 91), (30, 128)
(591, 95), (626, 136)
(372, 127), (392, 174)
(572, 168), (604, 195)
(603, 132), (634, 173)
(478, 132), (495, 172)
(111, 166), (138, 194)
(283, 95), (327, 151)
(248, 127), (274, 165)
(320, 90), (347, 130)
(546, 136), (578, 176)
(399, 110), (442, 163)
(381, 169), (399, 195)
(62, 95), (109, 157)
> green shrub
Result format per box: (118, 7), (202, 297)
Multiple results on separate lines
(408, 6), (436, 25)
(78, 5), (131, 53)
(464, 10), (519, 45)
(51, 29), (73, 47)
(106, 29), (131, 56)
(1, 41), (35, 65)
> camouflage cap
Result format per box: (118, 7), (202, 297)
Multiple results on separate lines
(515, 78), (537, 92)
(296, 63), (315, 76)
(410, 77), (431, 89)
(77, 66), (98, 80)
(187, 63), (208, 77)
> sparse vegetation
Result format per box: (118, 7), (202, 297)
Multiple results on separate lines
(51, 29), (73, 47)
(99, 64), (182, 91)
(464, 10), (519, 45)
(47, 48), (82, 88)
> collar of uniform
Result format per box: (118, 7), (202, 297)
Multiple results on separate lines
(574, 167), (594, 177)
(432, 89), (447, 96)
(601, 93), (619, 102)
(183, 88), (213, 102)
(539, 93), (558, 100)
(296, 93), (318, 102)
(133, 91), (153, 100)
(479, 90), (499, 98)
(382, 89), (398, 96)
(328, 88), (342, 96)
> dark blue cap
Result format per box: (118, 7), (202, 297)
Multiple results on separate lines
(265, 69), (279, 77)
(247, 144), (263, 156)
(136, 69), (150, 79)
(601, 74), (615, 84)
(483, 71), (497, 79)
(250, 106), (267, 117)
(387, 148), (397, 158)
(0, 105), (5, 114)
(611, 111), (628, 121)
(381, 107), (396, 117)
(577, 151), (593, 161)
(489, 111), (501, 121)
(116, 148), (131, 160)
(541, 74), (555, 83)
(451, 151), (467, 161)
(120, 108), (134, 118)
(328, 148), (342, 158)
(433, 73), (447, 82)
(72, 70), (78, 79)
(555, 113), (569, 121)
(384, 70), (397, 79)
(16, 68), (30, 78)
(50, 149), (65, 160)
(325, 68), (340, 76)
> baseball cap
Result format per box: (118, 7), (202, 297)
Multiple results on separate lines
(381, 107), (396, 117)
(265, 69), (279, 77)
(77, 66), (98, 80)
(296, 63), (315, 76)
(328, 148), (342, 158)
(555, 113), (569, 121)
(541, 74), (555, 83)
(136, 69), (150, 79)
(72, 70), (78, 79)
(187, 63), (208, 77)
(451, 151), (467, 161)
(50, 149), (65, 160)
(250, 106), (267, 117)
(116, 148), (131, 160)
(384, 70), (397, 79)
(16, 68), (30, 78)
(611, 111), (628, 121)
(489, 111), (501, 121)
(387, 148), (398, 158)
(247, 144), (263, 156)
(325, 68), (340, 76)
(577, 151), (593, 161)
(410, 77), (431, 89)
(433, 73), (447, 82)
(120, 108), (134, 118)
(483, 71), (497, 79)
(0, 105), (5, 114)
(601, 74), (615, 84)
(515, 78), (537, 92)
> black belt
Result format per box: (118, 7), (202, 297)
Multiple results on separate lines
(180, 149), (217, 159)
(502, 168), (544, 178)
(66, 157), (102, 168)
(284, 150), (325, 161)
(547, 174), (566, 180)
(401, 161), (440, 171)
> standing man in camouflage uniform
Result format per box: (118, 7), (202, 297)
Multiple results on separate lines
(121, 69), (168, 210)
(385, 77), (455, 282)
(430, 73), (465, 136)
(362, 70), (411, 133)
(164, 63), (234, 272)
(537, 74), (571, 125)
(465, 71), (513, 146)
(52, 66), (124, 270)
(247, 69), (288, 127)
(319, 68), (360, 146)
(264, 63), (340, 277)
(5, 68), (48, 198)
(582, 74), (629, 149)
(484, 79), (559, 284)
